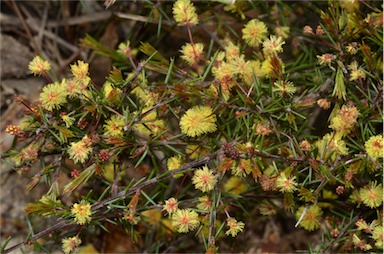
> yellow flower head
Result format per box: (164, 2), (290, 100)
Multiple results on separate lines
(71, 200), (92, 225)
(316, 133), (348, 159)
(225, 42), (241, 61)
(295, 205), (323, 231)
(192, 166), (217, 192)
(180, 43), (204, 66)
(167, 154), (184, 178)
(104, 115), (125, 138)
(68, 135), (92, 164)
(262, 35), (285, 56)
(242, 19), (268, 47)
(61, 114), (75, 128)
(317, 53), (336, 65)
(196, 196), (212, 211)
(62, 236), (81, 254)
(348, 61), (366, 81)
(29, 56), (51, 76)
(163, 198), (178, 215)
(71, 60), (89, 81)
(372, 226), (383, 247)
(231, 158), (252, 177)
(276, 172), (298, 193)
(317, 98), (331, 110)
(353, 234), (372, 251)
(225, 217), (245, 237)
(171, 209), (200, 233)
(40, 82), (67, 111)
(173, 0), (198, 26)
(360, 181), (383, 208)
(329, 104), (359, 135)
(365, 135), (383, 160)
(180, 106), (217, 137)
(273, 80), (297, 96)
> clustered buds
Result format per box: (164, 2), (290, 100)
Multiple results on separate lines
(222, 142), (240, 160)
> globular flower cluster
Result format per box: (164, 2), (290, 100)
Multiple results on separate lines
(179, 106), (217, 137)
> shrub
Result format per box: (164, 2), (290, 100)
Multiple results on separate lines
(2, 0), (382, 253)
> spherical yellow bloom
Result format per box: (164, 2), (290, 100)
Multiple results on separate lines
(171, 209), (200, 233)
(71, 200), (92, 225)
(39, 82), (67, 111)
(163, 198), (178, 215)
(29, 56), (51, 76)
(364, 135), (383, 160)
(372, 226), (383, 247)
(180, 43), (204, 66)
(329, 105), (359, 136)
(68, 136), (92, 164)
(272, 80), (297, 96)
(179, 106), (217, 137)
(242, 19), (268, 47)
(360, 181), (383, 208)
(192, 166), (217, 192)
(275, 172), (298, 193)
(225, 217), (245, 237)
(104, 115), (125, 138)
(71, 60), (89, 80)
(173, 0), (198, 26)
(295, 205), (322, 231)
(196, 196), (212, 211)
(167, 155), (184, 178)
(62, 236), (81, 254)
(262, 35), (285, 56)
(231, 159), (252, 177)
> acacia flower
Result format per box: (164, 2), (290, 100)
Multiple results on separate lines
(329, 105), (359, 136)
(134, 109), (166, 136)
(171, 209), (200, 233)
(372, 226), (383, 247)
(104, 115), (125, 137)
(192, 166), (217, 192)
(231, 158), (252, 177)
(71, 200), (92, 225)
(225, 42), (240, 61)
(39, 82), (67, 111)
(299, 140), (311, 152)
(242, 19), (268, 47)
(71, 60), (89, 80)
(262, 35), (285, 56)
(303, 25), (313, 34)
(275, 172), (298, 193)
(317, 98), (331, 109)
(295, 205), (323, 231)
(348, 61), (366, 81)
(180, 43), (204, 66)
(61, 114), (75, 128)
(167, 155), (184, 178)
(62, 236), (81, 254)
(225, 217), (245, 237)
(68, 135), (92, 164)
(196, 196), (212, 211)
(364, 135), (383, 160)
(360, 181), (383, 208)
(29, 56), (51, 76)
(273, 80), (297, 96)
(179, 105), (217, 137)
(173, 0), (198, 26)
(353, 234), (372, 251)
(163, 198), (178, 215)
(317, 53), (335, 65)
(254, 121), (272, 136)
